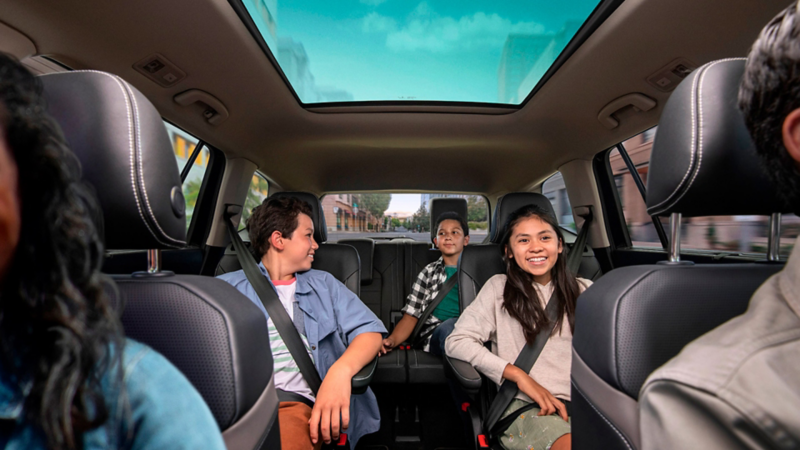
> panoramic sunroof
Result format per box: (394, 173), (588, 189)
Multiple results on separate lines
(239, 0), (605, 105)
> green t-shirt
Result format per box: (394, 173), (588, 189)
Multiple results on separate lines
(432, 266), (460, 321)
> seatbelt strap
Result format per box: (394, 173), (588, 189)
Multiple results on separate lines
(408, 274), (458, 347)
(224, 206), (323, 395)
(567, 207), (593, 276)
(483, 291), (561, 438)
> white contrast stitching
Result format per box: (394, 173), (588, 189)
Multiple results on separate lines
(41, 70), (186, 246)
(650, 58), (746, 214)
(123, 82), (186, 246)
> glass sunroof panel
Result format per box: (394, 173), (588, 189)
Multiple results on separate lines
(241, 0), (603, 105)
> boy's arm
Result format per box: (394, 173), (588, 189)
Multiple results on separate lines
(310, 274), (386, 445)
(381, 313), (418, 354)
(385, 265), (433, 353)
(310, 332), (382, 445)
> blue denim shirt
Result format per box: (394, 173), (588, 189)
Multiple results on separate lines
(0, 339), (225, 450)
(218, 264), (387, 448)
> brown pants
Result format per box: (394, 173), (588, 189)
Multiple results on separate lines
(279, 401), (323, 450)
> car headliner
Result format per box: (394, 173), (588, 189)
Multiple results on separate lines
(0, 0), (788, 196)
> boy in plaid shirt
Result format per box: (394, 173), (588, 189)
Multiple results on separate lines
(380, 212), (470, 356)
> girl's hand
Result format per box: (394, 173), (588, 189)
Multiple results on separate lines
(503, 364), (568, 422)
(516, 375), (568, 421)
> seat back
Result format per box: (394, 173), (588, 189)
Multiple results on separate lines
(571, 59), (789, 450)
(41, 71), (279, 450)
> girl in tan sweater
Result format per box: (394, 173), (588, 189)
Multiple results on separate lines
(445, 204), (591, 450)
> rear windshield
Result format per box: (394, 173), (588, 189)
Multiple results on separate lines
(321, 193), (489, 243)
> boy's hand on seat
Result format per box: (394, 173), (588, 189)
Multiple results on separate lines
(380, 337), (396, 355)
(310, 364), (352, 445)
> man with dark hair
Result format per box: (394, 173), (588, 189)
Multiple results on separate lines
(219, 196), (386, 450)
(639, 4), (800, 448)
(381, 211), (470, 356)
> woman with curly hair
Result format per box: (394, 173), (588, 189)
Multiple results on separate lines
(0, 53), (226, 450)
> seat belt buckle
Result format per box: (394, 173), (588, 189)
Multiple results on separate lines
(461, 402), (470, 412)
(478, 434), (490, 448)
(336, 433), (347, 446)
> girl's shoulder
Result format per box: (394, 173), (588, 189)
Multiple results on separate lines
(576, 277), (593, 292)
(485, 273), (508, 289)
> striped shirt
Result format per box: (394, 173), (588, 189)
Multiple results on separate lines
(272, 279), (315, 402)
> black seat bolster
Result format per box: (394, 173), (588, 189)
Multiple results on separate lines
(458, 245), (504, 310)
(573, 264), (782, 399)
(338, 238), (375, 284)
(407, 350), (447, 384)
(375, 349), (407, 384)
(115, 274), (272, 431)
(444, 354), (482, 394)
(313, 243), (360, 296)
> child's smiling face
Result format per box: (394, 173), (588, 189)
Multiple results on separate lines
(505, 216), (562, 285)
(434, 219), (469, 257)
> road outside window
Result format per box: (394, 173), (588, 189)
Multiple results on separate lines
(320, 193), (489, 243)
(611, 127), (799, 256)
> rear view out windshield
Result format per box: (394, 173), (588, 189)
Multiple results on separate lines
(321, 193), (488, 242)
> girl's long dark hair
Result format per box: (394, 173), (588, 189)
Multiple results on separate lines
(500, 205), (581, 344)
(0, 54), (124, 449)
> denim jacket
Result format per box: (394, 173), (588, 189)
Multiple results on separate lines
(218, 264), (387, 448)
(0, 339), (225, 450)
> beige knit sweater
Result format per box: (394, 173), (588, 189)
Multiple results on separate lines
(444, 274), (591, 402)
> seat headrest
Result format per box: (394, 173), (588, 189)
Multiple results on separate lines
(268, 192), (327, 243)
(489, 193), (557, 244)
(40, 71), (186, 250)
(646, 59), (788, 217)
(430, 198), (468, 242)
(338, 239), (375, 284)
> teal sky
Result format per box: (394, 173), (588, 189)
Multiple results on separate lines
(244, 0), (601, 103)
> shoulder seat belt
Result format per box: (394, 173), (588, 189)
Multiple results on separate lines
(482, 291), (561, 441)
(408, 274), (458, 347)
(566, 207), (593, 276)
(224, 206), (323, 394)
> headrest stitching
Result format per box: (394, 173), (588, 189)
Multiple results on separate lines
(124, 82), (185, 246)
(649, 58), (747, 215)
(647, 67), (703, 212)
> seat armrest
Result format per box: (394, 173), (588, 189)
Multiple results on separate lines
(351, 356), (378, 395)
(444, 354), (482, 394)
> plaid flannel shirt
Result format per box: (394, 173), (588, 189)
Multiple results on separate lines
(400, 257), (451, 350)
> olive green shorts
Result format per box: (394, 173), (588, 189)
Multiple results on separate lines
(498, 399), (571, 450)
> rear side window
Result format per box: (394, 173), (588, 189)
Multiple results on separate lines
(241, 172), (269, 226)
(542, 172), (575, 232)
(610, 127), (799, 256)
(167, 122), (209, 230)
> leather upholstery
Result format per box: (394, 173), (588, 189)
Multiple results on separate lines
(573, 264), (780, 400)
(270, 191), (328, 243)
(40, 71), (279, 449)
(646, 59), (787, 217)
(457, 245), (505, 310)
(571, 60), (787, 450)
(313, 244), (361, 297)
(489, 192), (557, 243)
(40, 71), (186, 250)
(430, 197), (468, 242)
(115, 275), (273, 429)
(339, 238), (375, 284)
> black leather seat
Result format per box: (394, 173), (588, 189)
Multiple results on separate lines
(218, 192), (361, 296)
(570, 59), (788, 450)
(41, 71), (279, 450)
